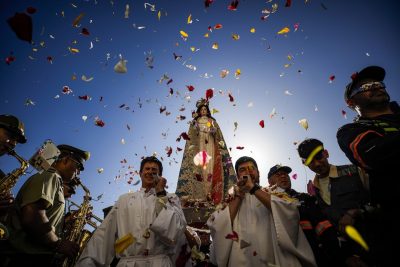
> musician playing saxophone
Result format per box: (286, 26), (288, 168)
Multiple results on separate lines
(0, 114), (27, 218)
(5, 145), (90, 267)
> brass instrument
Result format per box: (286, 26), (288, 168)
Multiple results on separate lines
(62, 178), (98, 267)
(0, 149), (29, 198)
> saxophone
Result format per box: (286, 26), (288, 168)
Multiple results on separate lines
(0, 149), (29, 198)
(61, 178), (94, 267)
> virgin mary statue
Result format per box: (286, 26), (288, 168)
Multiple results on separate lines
(176, 98), (237, 205)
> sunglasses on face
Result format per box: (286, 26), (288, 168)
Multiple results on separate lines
(349, 81), (386, 99)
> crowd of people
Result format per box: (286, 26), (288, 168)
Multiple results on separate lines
(0, 65), (398, 266)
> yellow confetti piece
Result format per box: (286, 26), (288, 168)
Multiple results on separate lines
(157, 10), (161, 20)
(211, 108), (219, 115)
(287, 55), (293, 60)
(187, 14), (192, 24)
(72, 13), (84, 27)
(212, 43), (219, 49)
(232, 33), (240, 40)
(71, 74), (77, 80)
(114, 233), (135, 254)
(235, 69), (241, 78)
(298, 118), (309, 130)
(284, 63), (291, 68)
(345, 225), (369, 251)
(180, 30), (188, 38)
(32, 48), (38, 52)
(190, 47), (196, 52)
(69, 47), (80, 53)
(277, 27), (290, 35)
(250, 27), (256, 33)
(40, 41), (45, 47)
(204, 33), (209, 38)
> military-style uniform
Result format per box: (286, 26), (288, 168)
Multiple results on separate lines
(337, 101), (400, 266)
(8, 168), (65, 254)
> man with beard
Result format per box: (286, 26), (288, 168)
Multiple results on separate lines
(337, 65), (400, 266)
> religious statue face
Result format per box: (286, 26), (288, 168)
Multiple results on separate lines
(200, 106), (208, 117)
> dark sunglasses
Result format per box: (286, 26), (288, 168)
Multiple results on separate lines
(349, 81), (385, 99)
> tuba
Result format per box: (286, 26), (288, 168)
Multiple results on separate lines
(61, 178), (99, 267)
(0, 149), (29, 198)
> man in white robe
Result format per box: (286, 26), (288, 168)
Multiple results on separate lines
(207, 156), (317, 267)
(76, 156), (187, 267)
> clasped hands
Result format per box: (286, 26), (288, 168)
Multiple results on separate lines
(234, 175), (254, 199)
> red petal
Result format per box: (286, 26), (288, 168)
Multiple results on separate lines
(206, 89), (214, 100)
(186, 85), (195, 91)
(225, 231), (239, 241)
(81, 27), (90, 35)
(228, 93), (234, 102)
(26, 7), (37, 14)
(259, 120), (265, 128)
(236, 146), (244, 150)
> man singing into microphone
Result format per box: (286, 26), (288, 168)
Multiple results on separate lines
(76, 156), (188, 267)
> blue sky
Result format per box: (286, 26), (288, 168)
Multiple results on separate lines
(1, 0), (399, 218)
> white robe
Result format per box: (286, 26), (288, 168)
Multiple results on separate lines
(76, 188), (187, 267)
(207, 194), (317, 267)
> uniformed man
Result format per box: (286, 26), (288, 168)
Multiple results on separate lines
(337, 65), (400, 267)
(0, 114), (27, 158)
(5, 144), (89, 267)
(0, 114), (27, 240)
(267, 164), (342, 267)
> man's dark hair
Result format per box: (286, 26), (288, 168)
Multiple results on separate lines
(140, 156), (163, 175)
(235, 156), (258, 174)
(297, 138), (324, 159)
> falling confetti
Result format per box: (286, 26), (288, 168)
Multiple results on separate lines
(124, 4), (130, 19)
(62, 86), (73, 94)
(345, 225), (369, 251)
(298, 118), (309, 130)
(81, 75), (94, 82)
(341, 110), (347, 119)
(114, 55), (128, 73)
(97, 168), (104, 173)
(277, 27), (290, 35)
(220, 69), (229, 78)
(180, 30), (188, 39)
(234, 69), (241, 79)
(94, 117), (105, 127)
(259, 120), (265, 128)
